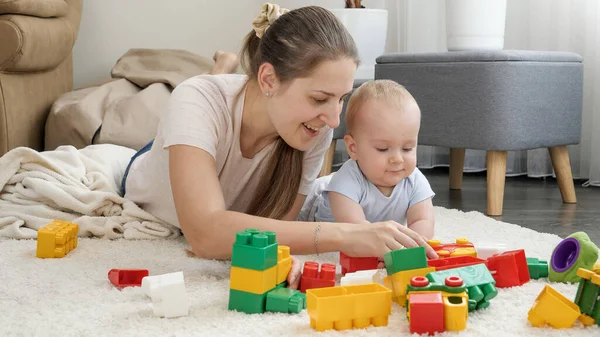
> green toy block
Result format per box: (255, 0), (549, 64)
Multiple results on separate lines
(228, 289), (268, 314)
(574, 269), (600, 322)
(231, 229), (278, 271)
(266, 287), (306, 313)
(549, 232), (599, 283)
(276, 281), (288, 289)
(384, 246), (428, 275)
(426, 264), (497, 312)
(527, 257), (549, 279)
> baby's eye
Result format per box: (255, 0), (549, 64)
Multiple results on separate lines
(376, 148), (388, 152)
(403, 148), (414, 152)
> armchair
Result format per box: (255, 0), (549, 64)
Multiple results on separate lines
(0, 0), (82, 156)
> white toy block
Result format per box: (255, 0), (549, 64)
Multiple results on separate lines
(340, 269), (386, 286)
(141, 271), (189, 318)
(475, 243), (508, 259)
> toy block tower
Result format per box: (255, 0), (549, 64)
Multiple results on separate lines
(36, 220), (78, 258)
(228, 229), (278, 314)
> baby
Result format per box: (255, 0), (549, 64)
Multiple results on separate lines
(300, 79), (435, 240)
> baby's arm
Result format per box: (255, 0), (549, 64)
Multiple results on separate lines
(329, 192), (370, 225)
(406, 198), (435, 240)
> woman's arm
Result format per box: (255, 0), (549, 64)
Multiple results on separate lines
(169, 144), (343, 259)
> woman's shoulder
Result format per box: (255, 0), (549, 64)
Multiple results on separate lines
(177, 74), (249, 97)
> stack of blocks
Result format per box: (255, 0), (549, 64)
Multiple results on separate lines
(228, 229), (305, 314)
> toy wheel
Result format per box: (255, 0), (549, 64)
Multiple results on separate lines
(410, 276), (429, 287)
(445, 276), (463, 287)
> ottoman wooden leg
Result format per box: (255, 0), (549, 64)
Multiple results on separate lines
(450, 148), (466, 190)
(548, 146), (577, 203)
(487, 151), (507, 216)
(319, 140), (337, 177)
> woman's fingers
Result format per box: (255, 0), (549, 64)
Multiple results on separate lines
(287, 256), (302, 289)
(390, 222), (439, 260)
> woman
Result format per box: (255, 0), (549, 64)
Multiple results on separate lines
(123, 3), (437, 288)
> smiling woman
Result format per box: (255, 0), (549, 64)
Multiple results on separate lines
(120, 3), (438, 290)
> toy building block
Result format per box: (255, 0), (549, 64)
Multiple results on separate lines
(383, 266), (435, 306)
(36, 220), (78, 258)
(276, 245), (292, 285)
(475, 242), (508, 259)
(266, 287), (306, 314)
(573, 268), (600, 325)
(427, 255), (487, 271)
(407, 292), (444, 335)
(141, 271), (189, 318)
(406, 276), (469, 332)
(299, 262), (335, 293)
(426, 264), (497, 311)
(340, 269), (385, 286)
(339, 252), (379, 275)
(383, 246), (428, 276)
(306, 283), (392, 332)
(229, 289), (268, 314)
(428, 238), (477, 259)
(549, 232), (599, 283)
(527, 257), (549, 279)
(230, 265), (277, 294)
(528, 284), (581, 328)
(231, 229), (278, 271)
(108, 269), (149, 288)
(486, 249), (530, 288)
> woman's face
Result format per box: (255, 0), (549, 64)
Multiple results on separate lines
(268, 58), (356, 152)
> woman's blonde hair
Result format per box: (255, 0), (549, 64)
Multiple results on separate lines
(241, 4), (359, 219)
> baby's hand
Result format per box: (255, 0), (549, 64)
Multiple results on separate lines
(287, 256), (302, 290)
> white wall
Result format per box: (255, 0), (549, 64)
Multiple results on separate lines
(72, 0), (397, 89)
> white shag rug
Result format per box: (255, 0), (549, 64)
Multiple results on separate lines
(1, 206), (598, 337)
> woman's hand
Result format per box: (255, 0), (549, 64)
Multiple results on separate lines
(341, 221), (439, 260)
(287, 256), (302, 290)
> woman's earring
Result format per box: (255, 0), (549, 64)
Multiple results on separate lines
(265, 92), (270, 97)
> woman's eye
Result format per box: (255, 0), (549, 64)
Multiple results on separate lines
(313, 98), (327, 103)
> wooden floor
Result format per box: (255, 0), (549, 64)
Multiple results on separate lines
(423, 167), (600, 244)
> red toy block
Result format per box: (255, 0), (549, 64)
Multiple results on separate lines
(428, 238), (477, 258)
(486, 249), (530, 288)
(108, 269), (149, 288)
(339, 252), (379, 275)
(299, 261), (335, 293)
(428, 255), (487, 271)
(407, 292), (445, 335)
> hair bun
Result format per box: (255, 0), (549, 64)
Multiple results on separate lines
(252, 3), (289, 38)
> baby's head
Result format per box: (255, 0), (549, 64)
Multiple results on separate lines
(344, 80), (421, 190)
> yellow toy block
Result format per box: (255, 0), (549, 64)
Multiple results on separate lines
(383, 267), (435, 306)
(276, 245), (292, 285)
(528, 284), (581, 328)
(230, 265), (277, 295)
(443, 292), (469, 331)
(36, 220), (78, 258)
(307, 283), (392, 332)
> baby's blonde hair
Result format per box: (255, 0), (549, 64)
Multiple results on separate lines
(345, 80), (418, 135)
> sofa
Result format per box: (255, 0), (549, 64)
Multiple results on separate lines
(0, 0), (82, 156)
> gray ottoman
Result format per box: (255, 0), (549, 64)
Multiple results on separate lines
(375, 50), (583, 216)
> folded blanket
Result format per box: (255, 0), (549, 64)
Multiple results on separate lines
(0, 144), (181, 240)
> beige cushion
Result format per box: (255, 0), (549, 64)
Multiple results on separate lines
(0, 0), (67, 17)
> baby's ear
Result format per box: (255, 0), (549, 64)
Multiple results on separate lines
(343, 134), (358, 160)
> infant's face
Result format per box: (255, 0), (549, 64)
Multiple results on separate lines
(345, 99), (420, 194)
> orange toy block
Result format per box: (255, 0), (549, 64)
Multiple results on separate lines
(307, 283), (392, 332)
(428, 238), (477, 258)
(36, 220), (79, 258)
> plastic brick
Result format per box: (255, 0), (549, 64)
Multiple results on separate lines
(231, 229), (278, 271)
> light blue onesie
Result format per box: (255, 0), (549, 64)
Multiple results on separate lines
(299, 159), (435, 225)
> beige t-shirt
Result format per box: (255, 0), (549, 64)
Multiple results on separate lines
(124, 74), (333, 227)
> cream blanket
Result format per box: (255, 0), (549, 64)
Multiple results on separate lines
(0, 144), (180, 239)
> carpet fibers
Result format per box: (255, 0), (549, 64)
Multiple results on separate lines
(1, 207), (598, 337)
